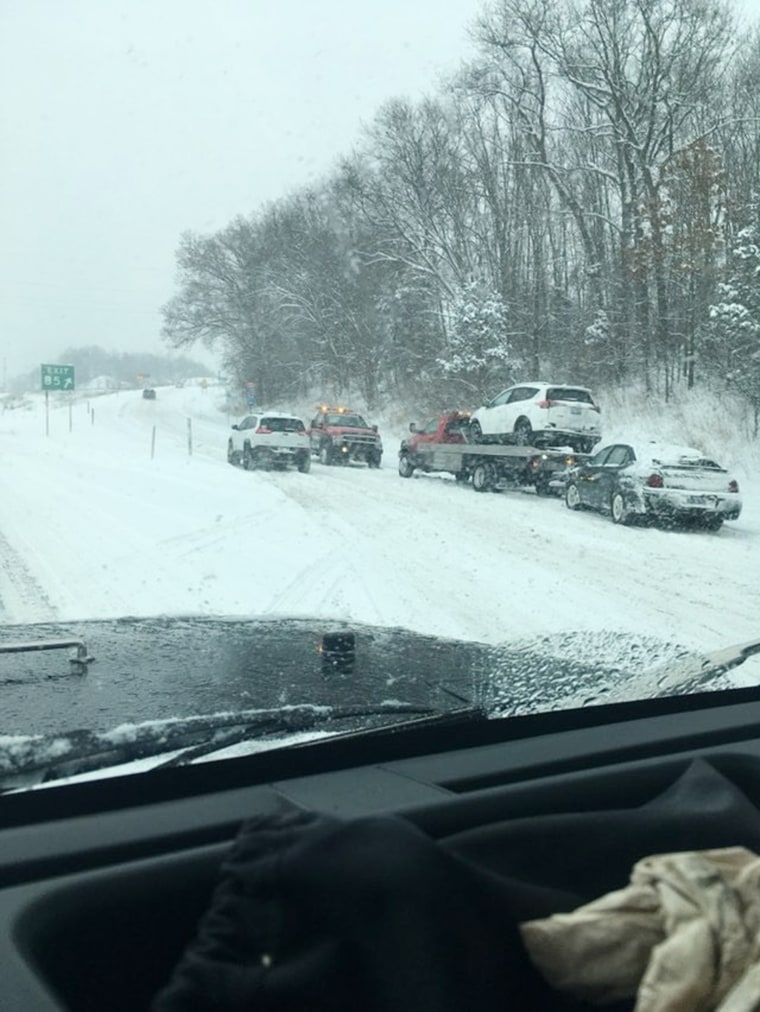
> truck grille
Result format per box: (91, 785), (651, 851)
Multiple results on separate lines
(338, 435), (377, 446)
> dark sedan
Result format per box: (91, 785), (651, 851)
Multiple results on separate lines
(564, 441), (742, 529)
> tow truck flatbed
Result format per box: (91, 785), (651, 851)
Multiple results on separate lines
(398, 412), (586, 494)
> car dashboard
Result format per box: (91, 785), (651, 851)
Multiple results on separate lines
(4, 686), (760, 1010)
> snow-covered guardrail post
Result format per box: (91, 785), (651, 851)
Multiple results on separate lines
(151, 425), (156, 460)
(187, 418), (193, 456)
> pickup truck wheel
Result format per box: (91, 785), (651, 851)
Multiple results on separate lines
(319, 443), (334, 466)
(472, 463), (493, 492)
(297, 453), (311, 474)
(565, 482), (582, 510)
(368, 452), (382, 469)
(398, 454), (415, 478)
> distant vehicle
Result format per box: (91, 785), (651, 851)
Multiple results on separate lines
(142, 388), (157, 400)
(227, 412), (311, 472)
(564, 441), (742, 528)
(308, 405), (382, 466)
(470, 383), (601, 452)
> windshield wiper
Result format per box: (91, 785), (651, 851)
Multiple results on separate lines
(584, 636), (760, 708)
(155, 703), (485, 770)
(0, 702), (486, 789)
(651, 636), (760, 695)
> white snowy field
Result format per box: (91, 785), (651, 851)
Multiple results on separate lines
(0, 382), (758, 669)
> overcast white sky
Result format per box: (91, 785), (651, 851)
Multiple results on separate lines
(0, 0), (486, 380)
(1, 0), (757, 382)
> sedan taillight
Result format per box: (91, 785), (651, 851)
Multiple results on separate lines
(646, 473), (664, 488)
(729, 479), (740, 493)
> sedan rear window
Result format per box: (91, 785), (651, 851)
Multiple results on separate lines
(546, 387), (594, 404)
(261, 417), (305, 432)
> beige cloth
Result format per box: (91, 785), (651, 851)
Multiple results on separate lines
(520, 848), (760, 1011)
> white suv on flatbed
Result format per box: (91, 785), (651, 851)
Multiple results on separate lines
(227, 412), (311, 472)
(470, 382), (602, 452)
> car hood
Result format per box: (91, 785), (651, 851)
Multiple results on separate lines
(2, 617), (759, 790)
(2, 615), (756, 732)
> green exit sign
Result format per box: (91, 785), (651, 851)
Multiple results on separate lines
(41, 364), (76, 391)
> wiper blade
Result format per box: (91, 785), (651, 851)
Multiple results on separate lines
(0, 702), (485, 788)
(585, 636), (760, 708)
(154, 703), (486, 770)
(653, 636), (760, 695)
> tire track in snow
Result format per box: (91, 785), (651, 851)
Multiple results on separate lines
(0, 529), (58, 623)
(262, 459), (760, 651)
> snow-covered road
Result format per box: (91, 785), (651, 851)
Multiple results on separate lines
(0, 384), (758, 661)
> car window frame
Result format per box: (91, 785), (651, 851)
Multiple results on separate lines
(507, 386), (539, 403)
(604, 445), (634, 467)
(487, 388), (512, 408)
(545, 386), (594, 404)
(260, 415), (305, 433)
(588, 446), (613, 467)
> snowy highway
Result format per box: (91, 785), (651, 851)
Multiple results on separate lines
(0, 383), (758, 666)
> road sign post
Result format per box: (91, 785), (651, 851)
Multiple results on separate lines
(40, 364), (76, 436)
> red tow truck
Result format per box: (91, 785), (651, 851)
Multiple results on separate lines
(398, 411), (583, 494)
(308, 405), (383, 467)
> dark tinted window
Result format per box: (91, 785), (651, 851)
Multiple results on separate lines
(589, 446), (613, 466)
(605, 445), (634, 466)
(546, 387), (594, 404)
(261, 416), (305, 432)
(508, 386), (539, 403)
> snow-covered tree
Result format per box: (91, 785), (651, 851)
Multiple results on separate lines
(436, 281), (515, 401)
(706, 205), (760, 433)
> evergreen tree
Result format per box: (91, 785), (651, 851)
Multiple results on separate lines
(435, 281), (515, 402)
(707, 202), (760, 432)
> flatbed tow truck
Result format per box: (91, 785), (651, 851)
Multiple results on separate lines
(398, 411), (585, 494)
